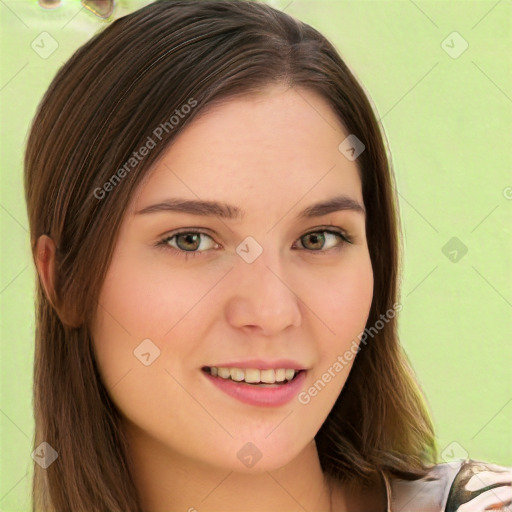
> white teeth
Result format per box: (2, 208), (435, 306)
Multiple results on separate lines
(230, 368), (245, 381)
(217, 367), (231, 379)
(207, 367), (299, 384)
(260, 369), (275, 384)
(275, 368), (286, 382)
(244, 368), (260, 383)
(285, 369), (295, 381)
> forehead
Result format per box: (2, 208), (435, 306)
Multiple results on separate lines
(131, 85), (363, 217)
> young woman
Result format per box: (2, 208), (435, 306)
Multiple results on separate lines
(24, 1), (511, 511)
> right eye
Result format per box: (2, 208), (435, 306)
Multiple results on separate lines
(155, 229), (220, 259)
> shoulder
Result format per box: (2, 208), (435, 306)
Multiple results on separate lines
(387, 459), (512, 512)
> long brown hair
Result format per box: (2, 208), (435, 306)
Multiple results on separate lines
(24, 1), (437, 510)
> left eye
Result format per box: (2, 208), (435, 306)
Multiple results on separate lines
(294, 230), (349, 252)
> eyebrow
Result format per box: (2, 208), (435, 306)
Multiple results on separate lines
(135, 195), (366, 219)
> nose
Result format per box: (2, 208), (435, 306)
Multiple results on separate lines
(225, 245), (303, 336)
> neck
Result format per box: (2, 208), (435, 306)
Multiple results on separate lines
(124, 425), (343, 512)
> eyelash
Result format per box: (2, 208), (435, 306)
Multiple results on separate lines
(155, 226), (353, 260)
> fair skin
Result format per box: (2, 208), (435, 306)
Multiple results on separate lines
(37, 85), (387, 511)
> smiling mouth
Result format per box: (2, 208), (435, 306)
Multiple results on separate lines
(202, 366), (304, 386)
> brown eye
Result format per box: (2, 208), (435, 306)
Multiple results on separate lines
(175, 233), (202, 251)
(156, 230), (218, 258)
(167, 232), (217, 252)
(302, 232), (325, 250)
(296, 230), (349, 253)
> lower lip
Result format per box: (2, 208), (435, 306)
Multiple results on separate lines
(202, 370), (307, 407)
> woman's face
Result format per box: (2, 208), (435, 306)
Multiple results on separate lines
(91, 84), (373, 473)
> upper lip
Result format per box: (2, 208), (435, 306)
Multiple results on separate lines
(203, 359), (308, 371)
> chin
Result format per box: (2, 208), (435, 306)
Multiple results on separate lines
(205, 434), (312, 474)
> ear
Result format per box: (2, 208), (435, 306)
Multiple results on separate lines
(35, 234), (83, 328)
(35, 234), (59, 309)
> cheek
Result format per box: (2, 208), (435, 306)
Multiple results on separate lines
(90, 251), (206, 389)
(295, 255), (373, 422)
(316, 252), (374, 338)
(309, 252), (373, 393)
(90, 254), (206, 435)
(93, 250), (213, 341)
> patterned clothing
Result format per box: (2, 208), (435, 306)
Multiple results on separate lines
(382, 459), (512, 511)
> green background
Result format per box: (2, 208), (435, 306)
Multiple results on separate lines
(1, 0), (511, 510)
